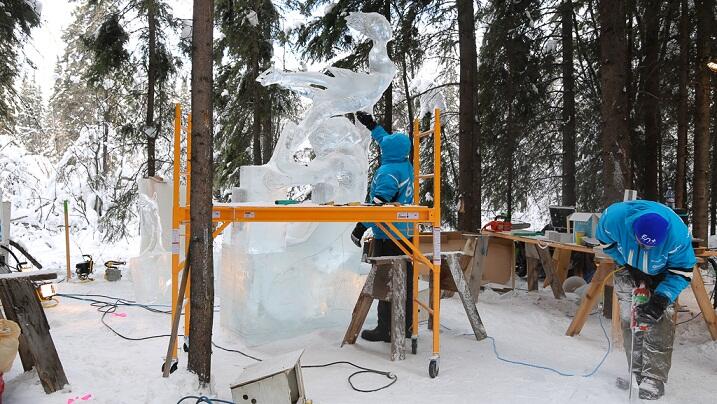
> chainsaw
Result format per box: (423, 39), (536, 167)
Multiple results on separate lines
(482, 215), (531, 232)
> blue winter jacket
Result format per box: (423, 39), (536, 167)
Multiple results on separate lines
(364, 125), (414, 240)
(596, 200), (696, 303)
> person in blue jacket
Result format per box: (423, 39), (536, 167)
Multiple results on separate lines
(596, 200), (696, 400)
(350, 110), (414, 342)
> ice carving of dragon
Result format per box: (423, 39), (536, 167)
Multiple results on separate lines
(220, 12), (397, 343)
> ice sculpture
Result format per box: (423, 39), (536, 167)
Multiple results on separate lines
(129, 192), (173, 304)
(221, 12), (396, 344)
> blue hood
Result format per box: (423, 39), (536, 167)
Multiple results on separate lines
(371, 126), (410, 164)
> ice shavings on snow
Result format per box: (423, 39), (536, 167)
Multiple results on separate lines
(2, 266), (716, 403)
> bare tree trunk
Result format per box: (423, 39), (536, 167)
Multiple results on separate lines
(642, 0), (660, 201)
(188, 0), (214, 386)
(457, 0), (481, 231)
(625, 0), (636, 190)
(711, 76), (717, 235)
(561, 0), (576, 207)
(261, 93), (273, 164)
(676, 0), (689, 208)
(401, 55), (414, 135)
(146, 0), (157, 177)
(381, 0), (393, 132)
(599, 0), (631, 207)
(251, 54), (262, 165)
(693, 0), (713, 244)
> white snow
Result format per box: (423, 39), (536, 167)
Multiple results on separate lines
(2, 228), (716, 403)
(244, 10), (259, 27)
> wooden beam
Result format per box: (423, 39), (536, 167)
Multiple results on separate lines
(690, 266), (717, 340)
(0, 269), (57, 281)
(535, 245), (566, 299)
(0, 277), (68, 392)
(566, 261), (614, 336)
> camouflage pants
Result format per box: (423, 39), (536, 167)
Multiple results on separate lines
(614, 267), (676, 383)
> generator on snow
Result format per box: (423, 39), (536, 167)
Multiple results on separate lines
(104, 260), (126, 282)
(75, 255), (94, 280)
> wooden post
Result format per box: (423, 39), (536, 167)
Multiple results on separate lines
(390, 259), (407, 361)
(163, 259), (191, 377)
(535, 246), (566, 299)
(566, 260), (614, 336)
(690, 265), (717, 340)
(554, 249), (572, 285)
(468, 236), (489, 302)
(445, 253), (487, 340)
(0, 271), (68, 393)
(63, 200), (71, 280)
(611, 287), (623, 350)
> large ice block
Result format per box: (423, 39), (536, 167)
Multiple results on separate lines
(220, 12), (395, 343)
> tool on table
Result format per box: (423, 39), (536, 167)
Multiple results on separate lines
(274, 199), (300, 205)
(483, 215), (513, 232)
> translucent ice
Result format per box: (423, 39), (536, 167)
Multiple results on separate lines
(220, 12), (395, 344)
(129, 192), (173, 304)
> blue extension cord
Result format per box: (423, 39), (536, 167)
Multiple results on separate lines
(484, 312), (611, 377)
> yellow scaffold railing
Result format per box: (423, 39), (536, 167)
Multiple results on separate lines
(169, 104), (444, 377)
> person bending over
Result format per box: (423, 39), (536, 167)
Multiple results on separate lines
(596, 200), (696, 400)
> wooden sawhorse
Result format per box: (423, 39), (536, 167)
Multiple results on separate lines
(342, 252), (487, 361)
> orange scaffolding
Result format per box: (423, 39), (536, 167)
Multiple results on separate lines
(170, 104), (445, 377)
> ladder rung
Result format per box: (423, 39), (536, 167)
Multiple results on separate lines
(419, 130), (433, 138)
(419, 174), (434, 180)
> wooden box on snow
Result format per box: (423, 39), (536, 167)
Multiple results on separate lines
(230, 349), (306, 404)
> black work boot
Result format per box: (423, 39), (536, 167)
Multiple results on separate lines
(360, 326), (391, 342)
(361, 301), (391, 342)
(639, 377), (665, 400)
(615, 374), (643, 390)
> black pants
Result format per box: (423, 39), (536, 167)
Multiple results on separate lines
(372, 238), (415, 333)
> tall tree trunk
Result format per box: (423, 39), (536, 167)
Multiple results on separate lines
(146, 0), (157, 177)
(676, 0), (689, 208)
(261, 92), (273, 164)
(599, 0), (631, 207)
(693, 0), (713, 244)
(381, 0), (393, 132)
(561, 0), (576, 207)
(251, 54), (262, 165)
(625, 0), (636, 190)
(711, 76), (717, 235)
(457, 0), (481, 231)
(188, 0), (214, 386)
(402, 55), (416, 164)
(642, 0), (660, 201)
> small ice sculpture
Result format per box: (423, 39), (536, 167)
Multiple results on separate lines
(129, 193), (173, 304)
(221, 12), (396, 344)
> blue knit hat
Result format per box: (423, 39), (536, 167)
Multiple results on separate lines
(632, 212), (669, 247)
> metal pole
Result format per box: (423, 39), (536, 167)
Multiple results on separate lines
(63, 200), (71, 280)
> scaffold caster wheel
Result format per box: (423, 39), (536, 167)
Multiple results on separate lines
(162, 360), (178, 374)
(428, 359), (439, 378)
(411, 338), (417, 354)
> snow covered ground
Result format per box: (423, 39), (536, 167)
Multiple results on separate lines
(2, 232), (716, 404)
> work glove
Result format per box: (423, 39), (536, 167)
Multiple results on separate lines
(355, 111), (377, 130)
(637, 293), (670, 325)
(351, 222), (368, 247)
